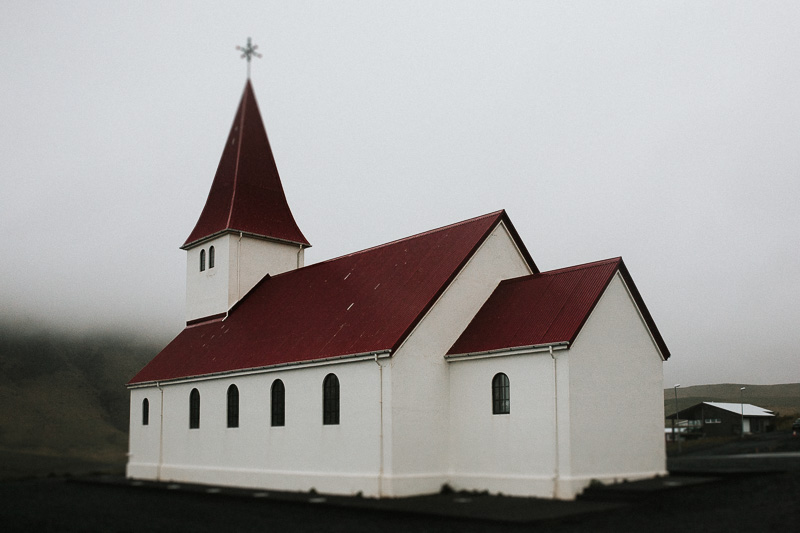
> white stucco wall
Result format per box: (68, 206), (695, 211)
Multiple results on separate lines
(127, 358), (386, 495)
(185, 235), (231, 322)
(564, 273), (666, 495)
(447, 351), (565, 498)
(384, 222), (533, 497)
(126, 387), (162, 479)
(185, 234), (305, 322)
(235, 235), (304, 296)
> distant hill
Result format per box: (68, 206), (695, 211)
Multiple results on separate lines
(0, 321), (164, 478)
(664, 383), (800, 422)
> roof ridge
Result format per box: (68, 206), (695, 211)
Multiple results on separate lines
(539, 257), (622, 276)
(496, 257), (621, 287)
(318, 210), (505, 264)
(225, 80), (250, 229)
(264, 210), (507, 281)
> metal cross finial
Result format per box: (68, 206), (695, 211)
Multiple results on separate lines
(236, 37), (262, 78)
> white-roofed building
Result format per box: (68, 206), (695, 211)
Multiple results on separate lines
(668, 402), (775, 437)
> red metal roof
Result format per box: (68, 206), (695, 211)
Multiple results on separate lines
(182, 81), (310, 249)
(447, 258), (670, 358)
(131, 211), (536, 384)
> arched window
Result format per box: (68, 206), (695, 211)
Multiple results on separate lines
(322, 374), (339, 425)
(142, 398), (149, 426)
(271, 379), (285, 427)
(209, 246), (215, 269)
(492, 373), (510, 415)
(227, 384), (239, 428)
(189, 388), (200, 429)
(199, 249), (206, 272)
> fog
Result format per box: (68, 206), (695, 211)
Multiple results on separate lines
(2, 1), (799, 386)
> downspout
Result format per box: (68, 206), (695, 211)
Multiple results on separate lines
(550, 346), (559, 498)
(375, 353), (384, 496)
(297, 244), (303, 269)
(237, 231), (243, 302)
(156, 381), (164, 481)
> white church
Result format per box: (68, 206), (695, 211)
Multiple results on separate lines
(127, 80), (670, 500)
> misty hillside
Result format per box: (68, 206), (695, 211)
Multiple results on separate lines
(0, 322), (162, 478)
(664, 383), (800, 421)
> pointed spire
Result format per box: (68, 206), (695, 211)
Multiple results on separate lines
(182, 81), (310, 249)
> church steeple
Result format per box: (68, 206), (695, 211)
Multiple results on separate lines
(183, 81), (310, 323)
(183, 80), (309, 249)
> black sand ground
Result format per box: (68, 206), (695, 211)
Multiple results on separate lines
(2, 432), (799, 532)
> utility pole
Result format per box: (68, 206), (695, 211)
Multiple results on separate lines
(740, 386), (746, 438)
(673, 384), (681, 453)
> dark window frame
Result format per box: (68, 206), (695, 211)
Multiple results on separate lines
(322, 374), (340, 425)
(227, 384), (239, 428)
(492, 373), (510, 415)
(209, 246), (215, 269)
(200, 249), (206, 272)
(189, 388), (200, 429)
(142, 398), (149, 426)
(271, 379), (285, 427)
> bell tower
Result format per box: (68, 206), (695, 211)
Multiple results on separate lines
(182, 81), (310, 323)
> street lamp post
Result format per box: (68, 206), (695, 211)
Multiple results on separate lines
(673, 384), (681, 453)
(740, 387), (746, 438)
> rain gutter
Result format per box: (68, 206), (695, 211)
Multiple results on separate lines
(127, 350), (392, 389)
(444, 341), (569, 363)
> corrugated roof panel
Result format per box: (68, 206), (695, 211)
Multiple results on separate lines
(131, 211), (521, 384)
(489, 275), (556, 348)
(522, 270), (583, 346)
(541, 261), (619, 345)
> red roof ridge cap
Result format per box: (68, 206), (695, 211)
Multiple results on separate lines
(494, 257), (622, 288)
(538, 257), (622, 276)
(317, 210), (506, 264)
(224, 81), (251, 229)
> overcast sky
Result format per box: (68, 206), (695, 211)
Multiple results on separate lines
(2, 1), (798, 387)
